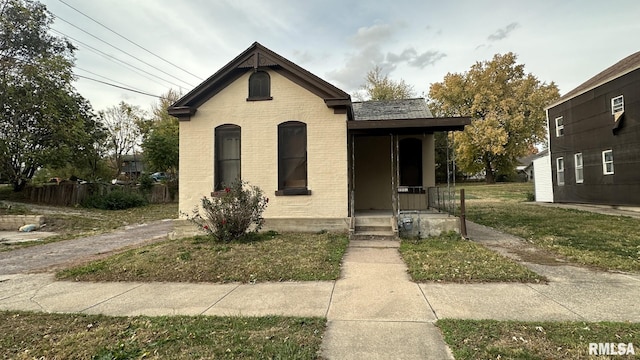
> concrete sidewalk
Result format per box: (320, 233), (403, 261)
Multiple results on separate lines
(0, 221), (639, 359)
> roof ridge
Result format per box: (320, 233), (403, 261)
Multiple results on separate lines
(547, 50), (640, 108)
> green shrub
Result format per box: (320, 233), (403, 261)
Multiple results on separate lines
(186, 180), (268, 243)
(82, 190), (148, 210)
(138, 174), (154, 193)
(525, 191), (535, 202)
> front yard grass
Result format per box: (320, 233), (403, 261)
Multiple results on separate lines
(57, 232), (349, 283)
(437, 318), (640, 359)
(399, 232), (545, 283)
(463, 190), (640, 272)
(0, 311), (324, 359)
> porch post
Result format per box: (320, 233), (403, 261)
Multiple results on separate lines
(390, 133), (398, 216)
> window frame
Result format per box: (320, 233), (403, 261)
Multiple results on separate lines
(556, 157), (565, 186)
(611, 95), (624, 114)
(602, 149), (614, 175)
(574, 153), (583, 184)
(276, 121), (310, 196)
(555, 116), (564, 137)
(247, 70), (272, 101)
(214, 124), (241, 191)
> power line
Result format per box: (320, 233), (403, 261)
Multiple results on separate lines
(0, 54), (161, 98)
(74, 74), (162, 98)
(75, 65), (149, 93)
(50, 12), (195, 88)
(50, 28), (187, 90)
(58, 0), (204, 82)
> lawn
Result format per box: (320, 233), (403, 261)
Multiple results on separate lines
(0, 311), (324, 359)
(437, 318), (639, 359)
(399, 232), (545, 283)
(458, 182), (640, 272)
(57, 232), (349, 283)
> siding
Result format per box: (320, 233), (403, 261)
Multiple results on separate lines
(533, 154), (553, 202)
(547, 68), (640, 205)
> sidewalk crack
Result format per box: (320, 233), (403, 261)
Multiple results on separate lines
(199, 284), (241, 315)
(80, 283), (145, 313)
(524, 283), (585, 320)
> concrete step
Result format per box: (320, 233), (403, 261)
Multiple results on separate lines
(354, 216), (393, 227)
(355, 225), (393, 233)
(350, 233), (398, 241)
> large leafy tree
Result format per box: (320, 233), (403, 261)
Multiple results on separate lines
(428, 53), (559, 183)
(360, 66), (415, 101)
(0, 0), (97, 190)
(139, 89), (180, 177)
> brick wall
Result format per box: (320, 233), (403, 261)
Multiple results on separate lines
(179, 70), (349, 219)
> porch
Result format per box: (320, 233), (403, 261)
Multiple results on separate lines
(347, 99), (470, 239)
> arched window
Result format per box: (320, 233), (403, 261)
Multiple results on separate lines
(399, 138), (422, 187)
(215, 124), (241, 190)
(277, 121), (309, 195)
(248, 71), (271, 100)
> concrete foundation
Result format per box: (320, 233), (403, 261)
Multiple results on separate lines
(169, 218), (350, 240)
(0, 215), (45, 231)
(397, 212), (459, 238)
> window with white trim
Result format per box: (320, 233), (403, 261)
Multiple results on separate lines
(555, 116), (564, 137)
(611, 95), (624, 114)
(556, 157), (565, 185)
(574, 153), (583, 184)
(602, 150), (614, 175)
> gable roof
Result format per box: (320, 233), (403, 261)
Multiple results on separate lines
(547, 51), (640, 109)
(348, 98), (470, 133)
(168, 42), (352, 120)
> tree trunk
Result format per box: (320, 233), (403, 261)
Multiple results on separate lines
(484, 158), (496, 184)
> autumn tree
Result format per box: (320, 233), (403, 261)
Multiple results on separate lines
(360, 66), (415, 100)
(0, 0), (98, 190)
(138, 89), (180, 177)
(428, 53), (559, 183)
(100, 102), (145, 178)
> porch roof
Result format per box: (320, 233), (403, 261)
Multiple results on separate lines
(349, 98), (471, 134)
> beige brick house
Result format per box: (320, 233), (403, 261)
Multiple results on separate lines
(169, 42), (469, 236)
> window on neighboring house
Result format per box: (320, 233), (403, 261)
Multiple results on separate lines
(602, 149), (614, 175)
(214, 124), (241, 190)
(555, 116), (564, 137)
(277, 121), (309, 195)
(248, 71), (271, 100)
(399, 138), (423, 187)
(611, 95), (624, 114)
(574, 153), (583, 184)
(556, 157), (565, 185)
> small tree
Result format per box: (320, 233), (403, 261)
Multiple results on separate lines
(188, 180), (268, 242)
(360, 66), (415, 101)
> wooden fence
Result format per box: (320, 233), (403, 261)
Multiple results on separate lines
(24, 183), (176, 206)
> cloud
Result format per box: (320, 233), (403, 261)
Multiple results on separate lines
(487, 22), (520, 41)
(326, 44), (387, 90)
(387, 48), (447, 69)
(349, 23), (395, 47)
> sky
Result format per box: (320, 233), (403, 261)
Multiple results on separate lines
(40, 0), (640, 114)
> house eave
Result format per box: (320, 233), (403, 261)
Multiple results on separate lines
(167, 106), (197, 121)
(347, 117), (471, 134)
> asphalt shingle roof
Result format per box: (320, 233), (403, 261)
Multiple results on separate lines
(352, 98), (433, 121)
(549, 51), (640, 108)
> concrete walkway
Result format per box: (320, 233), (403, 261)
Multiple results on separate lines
(1, 221), (639, 359)
(320, 239), (453, 359)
